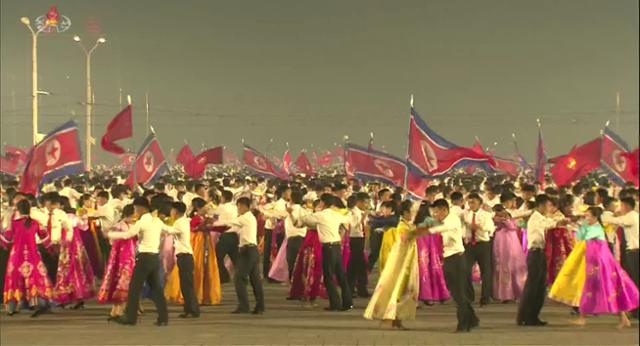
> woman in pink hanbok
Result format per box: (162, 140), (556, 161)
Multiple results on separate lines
(1, 199), (53, 317)
(491, 205), (527, 302)
(97, 204), (136, 320)
(53, 196), (95, 309)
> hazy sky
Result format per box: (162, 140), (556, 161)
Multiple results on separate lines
(1, 0), (638, 163)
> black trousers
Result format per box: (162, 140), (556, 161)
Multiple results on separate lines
(465, 241), (492, 303)
(623, 249), (639, 319)
(234, 245), (264, 312)
(348, 237), (368, 296)
(517, 249), (547, 324)
(443, 253), (478, 331)
(124, 253), (168, 324)
(321, 243), (353, 310)
(216, 232), (239, 283)
(39, 245), (58, 284)
(367, 231), (383, 271)
(263, 229), (273, 278)
(286, 236), (304, 279)
(177, 254), (199, 315)
(0, 247), (8, 293)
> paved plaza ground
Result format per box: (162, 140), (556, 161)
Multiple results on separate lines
(1, 281), (638, 345)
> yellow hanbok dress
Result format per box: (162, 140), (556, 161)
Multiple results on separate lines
(378, 227), (398, 272)
(190, 214), (221, 305)
(364, 219), (419, 321)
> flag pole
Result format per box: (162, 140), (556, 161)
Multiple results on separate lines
(145, 92), (150, 136)
(403, 94), (414, 191)
(615, 92), (620, 132)
(127, 95), (137, 194)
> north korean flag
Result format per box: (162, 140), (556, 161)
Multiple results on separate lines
(243, 144), (288, 180)
(282, 150), (292, 175)
(406, 166), (431, 200)
(493, 157), (520, 177)
(344, 144), (406, 187)
(0, 155), (19, 175)
(4, 145), (28, 166)
(294, 151), (315, 176)
(19, 120), (84, 194)
(407, 107), (495, 177)
(125, 132), (168, 188)
(601, 127), (637, 185)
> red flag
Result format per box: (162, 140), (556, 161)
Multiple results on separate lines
(493, 157), (520, 177)
(282, 150), (292, 174)
(125, 132), (167, 188)
(316, 151), (334, 166)
(407, 107), (495, 176)
(243, 145), (288, 180)
(345, 144), (406, 187)
(534, 127), (546, 185)
(406, 168), (431, 199)
(4, 146), (27, 165)
(120, 153), (136, 166)
(601, 128), (637, 185)
(0, 155), (19, 175)
(549, 138), (601, 186)
(294, 151), (315, 176)
(19, 121), (84, 194)
(176, 144), (194, 167)
(101, 105), (133, 154)
(621, 148), (639, 184)
(185, 146), (224, 179)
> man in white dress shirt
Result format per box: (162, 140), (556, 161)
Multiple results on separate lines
(226, 197), (265, 314)
(261, 185), (290, 280)
(347, 192), (370, 298)
(517, 194), (566, 327)
(290, 194), (353, 311)
(108, 197), (170, 326)
(59, 178), (81, 208)
(462, 192), (495, 306)
(284, 190), (308, 279)
(214, 190), (240, 283)
(168, 202), (200, 318)
(428, 198), (479, 333)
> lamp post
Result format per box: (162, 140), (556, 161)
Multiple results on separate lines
(73, 35), (106, 169)
(20, 16), (49, 145)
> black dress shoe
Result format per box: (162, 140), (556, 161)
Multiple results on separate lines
(340, 305), (354, 311)
(154, 321), (168, 327)
(455, 326), (471, 333)
(522, 320), (548, 326)
(30, 307), (49, 318)
(252, 308), (264, 315)
(7, 311), (18, 316)
(324, 307), (339, 311)
(179, 313), (199, 318)
(231, 309), (250, 314)
(113, 317), (136, 326)
(107, 315), (120, 322)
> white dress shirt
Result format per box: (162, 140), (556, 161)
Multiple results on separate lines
(450, 205), (465, 219)
(285, 204), (308, 238)
(59, 187), (81, 207)
(91, 203), (117, 233)
(263, 198), (288, 229)
(213, 202), (239, 233)
(182, 192), (197, 210)
(526, 211), (558, 250)
(483, 195), (500, 209)
(109, 213), (170, 253)
(168, 216), (193, 255)
(429, 212), (466, 258)
(462, 208), (495, 243)
(295, 208), (349, 244)
(349, 207), (367, 238)
(227, 211), (258, 247)
(603, 210), (639, 250)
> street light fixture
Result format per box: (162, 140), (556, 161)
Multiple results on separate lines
(73, 35), (106, 169)
(20, 16), (50, 145)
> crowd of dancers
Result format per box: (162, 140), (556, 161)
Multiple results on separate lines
(0, 169), (638, 332)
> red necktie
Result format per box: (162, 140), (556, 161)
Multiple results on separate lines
(47, 212), (53, 236)
(471, 212), (477, 246)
